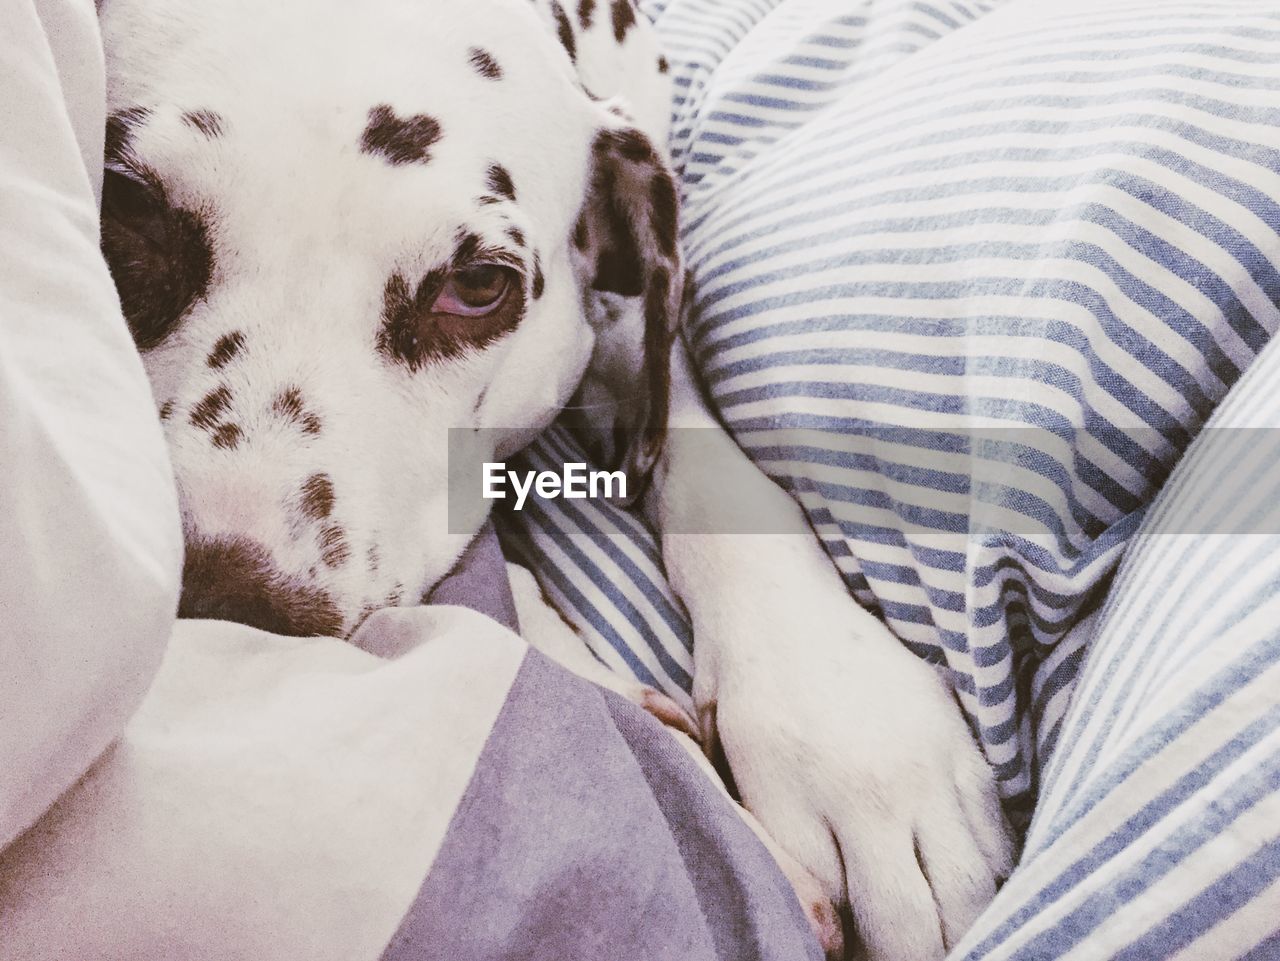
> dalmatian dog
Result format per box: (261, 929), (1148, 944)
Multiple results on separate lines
(98, 0), (1014, 957)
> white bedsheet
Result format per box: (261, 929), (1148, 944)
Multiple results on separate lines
(0, 0), (180, 852)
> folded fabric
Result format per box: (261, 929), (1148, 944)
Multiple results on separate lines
(383, 647), (821, 961)
(954, 309), (1280, 961)
(1, 600), (821, 961)
(423, 521), (519, 634)
(0, 609), (525, 960)
(0, 0), (182, 852)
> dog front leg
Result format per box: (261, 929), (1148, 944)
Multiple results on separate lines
(641, 337), (1015, 961)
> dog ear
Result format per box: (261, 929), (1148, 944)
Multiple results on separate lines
(569, 120), (681, 500)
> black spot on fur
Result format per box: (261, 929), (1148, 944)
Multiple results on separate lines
(596, 127), (656, 164)
(386, 583), (405, 606)
(319, 525), (351, 568)
(105, 106), (150, 160)
(577, 124), (678, 484)
(658, 55), (670, 73)
(578, 0), (595, 28)
(101, 169), (214, 350)
(190, 386), (232, 431)
(590, 174), (637, 287)
(360, 105), (442, 166)
(505, 225), (526, 247)
(273, 386), (303, 419)
(649, 172), (678, 258)
(211, 423), (243, 450)
(207, 331), (245, 369)
(273, 387), (323, 435)
(353, 604), (379, 633)
(182, 110), (224, 138)
(594, 249), (642, 296)
(532, 253), (545, 299)
(589, 132), (648, 297)
(640, 264), (674, 457)
(551, 1), (576, 60)
(468, 47), (503, 80)
(611, 0), (636, 42)
(477, 195), (503, 206)
(179, 538), (343, 638)
(367, 545), (381, 573)
(573, 215), (589, 250)
(454, 231), (483, 266)
(380, 271), (439, 370)
(300, 473), (336, 521)
(159, 400), (174, 421)
(486, 164), (516, 201)
(379, 272), (437, 369)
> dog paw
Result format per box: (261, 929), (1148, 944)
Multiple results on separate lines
(639, 686), (700, 739)
(746, 805), (847, 960)
(702, 598), (1016, 961)
(664, 727), (845, 959)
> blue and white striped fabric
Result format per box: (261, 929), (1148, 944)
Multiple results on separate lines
(498, 426), (694, 701)
(494, 0), (1280, 957)
(953, 331), (1280, 960)
(507, 0), (1280, 803)
(499, 1), (1280, 951)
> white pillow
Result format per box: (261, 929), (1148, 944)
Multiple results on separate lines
(0, 0), (182, 851)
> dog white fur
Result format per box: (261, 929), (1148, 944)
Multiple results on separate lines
(98, 0), (1014, 957)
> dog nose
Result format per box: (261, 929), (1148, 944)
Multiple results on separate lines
(179, 538), (344, 637)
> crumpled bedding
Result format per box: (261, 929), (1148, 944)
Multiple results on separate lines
(0, 0), (181, 854)
(495, 0), (1280, 956)
(5, 0), (1280, 958)
(0, 4), (818, 957)
(505, 0), (1280, 815)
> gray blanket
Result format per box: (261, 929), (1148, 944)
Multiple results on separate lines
(381, 524), (822, 961)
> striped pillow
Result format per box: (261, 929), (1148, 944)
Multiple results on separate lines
(953, 325), (1280, 960)
(499, 0), (1280, 820)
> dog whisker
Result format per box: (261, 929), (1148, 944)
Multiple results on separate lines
(557, 401), (617, 412)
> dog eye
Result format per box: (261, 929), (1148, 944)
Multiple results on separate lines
(431, 264), (515, 315)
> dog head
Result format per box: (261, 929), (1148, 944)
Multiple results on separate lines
(99, 0), (679, 637)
